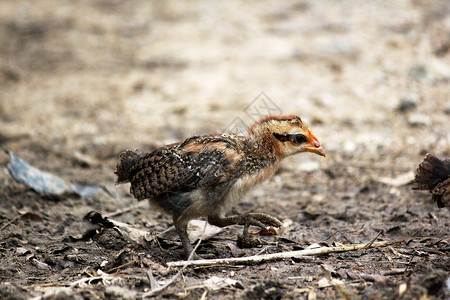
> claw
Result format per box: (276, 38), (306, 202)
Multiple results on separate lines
(240, 213), (282, 245)
(246, 212), (282, 228)
(207, 213), (283, 250)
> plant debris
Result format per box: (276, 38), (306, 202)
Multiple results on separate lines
(4, 148), (102, 198)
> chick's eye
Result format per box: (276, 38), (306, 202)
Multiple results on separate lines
(291, 134), (307, 145)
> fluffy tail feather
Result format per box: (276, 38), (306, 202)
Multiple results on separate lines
(413, 153), (450, 208)
(413, 153), (450, 190)
(115, 149), (144, 184)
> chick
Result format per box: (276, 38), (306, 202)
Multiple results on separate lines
(115, 115), (326, 258)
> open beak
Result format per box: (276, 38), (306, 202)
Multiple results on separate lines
(302, 131), (326, 157)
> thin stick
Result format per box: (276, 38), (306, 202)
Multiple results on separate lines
(0, 214), (21, 231)
(364, 230), (383, 249)
(106, 259), (138, 273)
(147, 270), (161, 290)
(382, 268), (406, 276)
(167, 240), (396, 268)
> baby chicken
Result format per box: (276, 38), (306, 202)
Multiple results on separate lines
(115, 115), (325, 258)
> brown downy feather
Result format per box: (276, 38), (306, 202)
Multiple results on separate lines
(115, 149), (144, 184)
(413, 153), (450, 208)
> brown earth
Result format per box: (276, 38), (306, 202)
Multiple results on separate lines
(0, 0), (449, 299)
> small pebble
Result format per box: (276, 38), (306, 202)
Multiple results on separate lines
(318, 277), (330, 288)
(15, 247), (29, 256)
(397, 94), (420, 112)
(408, 113), (431, 127)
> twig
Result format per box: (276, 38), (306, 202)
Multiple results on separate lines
(255, 246), (270, 256)
(346, 271), (387, 282)
(199, 290), (208, 300)
(404, 254), (416, 273)
(142, 221), (207, 298)
(147, 270), (161, 290)
(0, 213), (23, 231)
(167, 240), (396, 268)
(364, 230), (383, 249)
(382, 268), (406, 276)
(106, 259), (138, 273)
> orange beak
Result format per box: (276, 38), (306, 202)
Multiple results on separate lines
(302, 129), (326, 157)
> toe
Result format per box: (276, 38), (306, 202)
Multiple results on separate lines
(249, 213), (282, 227)
(246, 217), (269, 231)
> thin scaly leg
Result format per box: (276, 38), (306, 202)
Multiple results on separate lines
(208, 212), (282, 229)
(173, 215), (193, 259)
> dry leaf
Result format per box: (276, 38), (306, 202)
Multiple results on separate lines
(188, 220), (223, 243)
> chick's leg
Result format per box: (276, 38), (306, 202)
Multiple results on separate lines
(173, 216), (193, 259)
(209, 213), (281, 229)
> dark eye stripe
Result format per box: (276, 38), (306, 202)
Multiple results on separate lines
(273, 133), (307, 145)
(273, 133), (290, 142)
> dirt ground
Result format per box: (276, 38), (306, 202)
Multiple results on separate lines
(0, 0), (449, 299)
